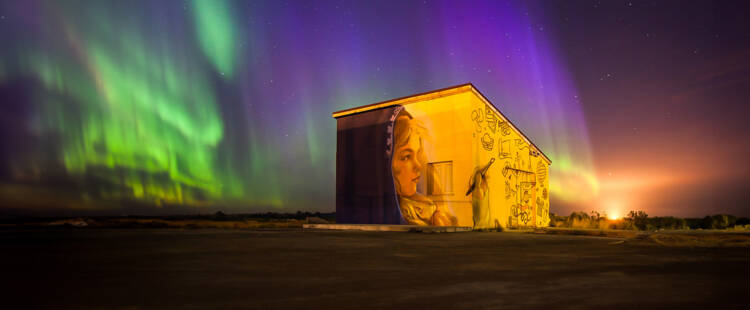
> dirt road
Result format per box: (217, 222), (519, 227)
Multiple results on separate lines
(3, 229), (749, 309)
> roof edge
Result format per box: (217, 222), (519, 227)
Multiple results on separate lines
(468, 87), (552, 165)
(331, 83), (551, 164)
(331, 83), (474, 118)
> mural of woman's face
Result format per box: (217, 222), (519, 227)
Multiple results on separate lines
(392, 129), (421, 197)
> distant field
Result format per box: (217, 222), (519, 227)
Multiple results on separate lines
(536, 227), (750, 247)
(4, 217), (750, 248)
(3, 228), (750, 309)
(0, 213), (331, 229)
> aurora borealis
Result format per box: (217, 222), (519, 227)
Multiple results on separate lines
(1, 0), (748, 216)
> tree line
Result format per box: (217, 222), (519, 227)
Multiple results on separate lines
(549, 211), (750, 231)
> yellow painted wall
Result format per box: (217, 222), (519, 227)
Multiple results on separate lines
(398, 89), (550, 229)
(405, 92), (475, 226)
(466, 92), (551, 229)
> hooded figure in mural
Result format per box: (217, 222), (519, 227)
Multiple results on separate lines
(389, 108), (456, 226)
(334, 105), (456, 226)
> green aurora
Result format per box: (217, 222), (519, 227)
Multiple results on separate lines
(1, 0), (264, 210)
(0, 0), (602, 214)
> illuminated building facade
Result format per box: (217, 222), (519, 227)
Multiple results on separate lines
(333, 84), (551, 229)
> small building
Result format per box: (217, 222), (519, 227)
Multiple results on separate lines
(332, 83), (551, 229)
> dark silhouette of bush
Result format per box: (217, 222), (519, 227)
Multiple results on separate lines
(627, 210), (649, 230)
(648, 216), (687, 230)
(704, 214), (736, 229)
(551, 211), (747, 231)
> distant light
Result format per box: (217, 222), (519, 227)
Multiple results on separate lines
(606, 200), (622, 220)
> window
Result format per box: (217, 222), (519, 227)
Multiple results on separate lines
(427, 161), (453, 195)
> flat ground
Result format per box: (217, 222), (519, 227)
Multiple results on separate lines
(3, 229), (750, 309)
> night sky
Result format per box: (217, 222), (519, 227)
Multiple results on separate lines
(0, 0), (748, 217)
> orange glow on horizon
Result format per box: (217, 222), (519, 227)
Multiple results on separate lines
(605, 200), (623, 221)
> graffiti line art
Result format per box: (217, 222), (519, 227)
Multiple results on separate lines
(504, 166), (535, 178)
(502, 161), (511, 177)
(499, 139), (511, 158)
(504, 157), (537, 227)
(486, 119), (497, 133)
(471, 109), (483, 133)
(481, 133), (494, 151)
(485, 105), (497, 133)
(504, 180), (516, 199)
(516, 140), (529, 150)
(536, 161), (547, 184)
(520, 183), (534, 202)
(511, 204), (532, 225)
(536, 197), (545, 211)
(499, 121), (511, 136)
(521, 211), (531, 224)
(528, 157), (532, 170)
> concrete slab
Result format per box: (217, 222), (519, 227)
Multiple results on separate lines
(302, 223), (472, 232)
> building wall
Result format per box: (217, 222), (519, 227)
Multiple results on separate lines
(335, 87), (550, 229)
(465, 93), (551, 229)
(401, 92), (475, 226)
(393, 90), (550, 229)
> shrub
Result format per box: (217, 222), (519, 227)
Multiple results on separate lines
(627, 210), (648, 230)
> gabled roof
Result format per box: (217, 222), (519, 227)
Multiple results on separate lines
(332, 83), (551, 164)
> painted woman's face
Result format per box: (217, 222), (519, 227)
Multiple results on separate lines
(392, 133), (421, 197)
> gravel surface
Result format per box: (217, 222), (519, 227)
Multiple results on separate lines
(3, 228), (749, 309)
